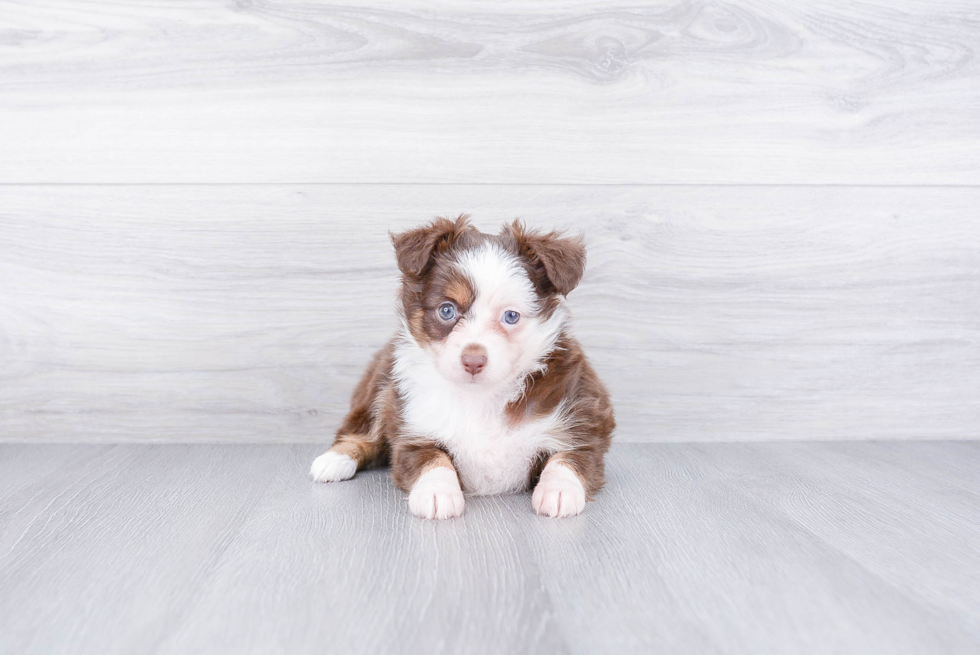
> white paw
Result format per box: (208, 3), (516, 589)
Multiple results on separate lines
(532, 461), (586, 518)
(310, 451), (357, 482)
(409, 467), (465, 520)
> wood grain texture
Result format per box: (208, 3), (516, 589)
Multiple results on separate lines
(0, 444), (291, 654)
(1, 442), (979, 654)
(1, 1), (979, 183)
(2, 185), (978, 443)
(695, 441), (980, 632)
(526, 442), (980, 653)
(154, 447), (566, 655)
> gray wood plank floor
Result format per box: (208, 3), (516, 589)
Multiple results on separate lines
(1, 442), (978, 654)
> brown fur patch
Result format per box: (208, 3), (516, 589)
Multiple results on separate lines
(394, 216), (482, 346)
(331, 435), (377, 465)
(328, 341), (396, 469)
(507, 333), (615, 497)
(390, 441), (458, 492)
(391, 214), (474, 277)
(408, 308), (425, 342)
(415, 265), (476, 344)
(420, 450), (455, 475)
(442, 274), (474, 309)
(499, 220), (586, 297)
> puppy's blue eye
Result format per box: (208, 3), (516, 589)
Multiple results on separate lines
(502, 310), (520, 325)
(438, 303), (456, 321)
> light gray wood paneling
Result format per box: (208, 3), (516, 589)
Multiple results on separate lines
(1, 1), (979, 183)
(1, 443), (979, 654)
(2, 185), (978, 443)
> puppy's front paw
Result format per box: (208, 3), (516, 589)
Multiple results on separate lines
(532, 461), (586, 518)
(409, 467), (465, 520)
(310, 450), (357, 483)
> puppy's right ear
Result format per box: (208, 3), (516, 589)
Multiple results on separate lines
(391, 215), (471, 276)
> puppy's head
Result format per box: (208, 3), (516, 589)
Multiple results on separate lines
(392, 215), (585, 389)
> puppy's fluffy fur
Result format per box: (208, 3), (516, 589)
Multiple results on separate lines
(311, 216), (614, 519)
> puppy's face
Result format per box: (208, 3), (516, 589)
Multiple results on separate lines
(393, 216), (586, 391)
(414, 242), (544, 389)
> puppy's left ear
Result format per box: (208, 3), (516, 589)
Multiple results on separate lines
(505, 220), (586, 296)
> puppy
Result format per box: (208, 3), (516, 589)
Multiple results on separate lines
(310, 215), (614, 519)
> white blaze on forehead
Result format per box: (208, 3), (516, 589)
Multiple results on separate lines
(455, 243), (536, 319)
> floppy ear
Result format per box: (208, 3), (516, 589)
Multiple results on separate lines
(391, 215), (472, 277)
(505, 220), (586, 296)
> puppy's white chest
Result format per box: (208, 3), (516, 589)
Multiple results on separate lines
(449, 424), (541, 495)
(401, 385), (560, 496)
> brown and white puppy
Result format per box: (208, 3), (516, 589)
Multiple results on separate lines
(310, 215), (614, 519)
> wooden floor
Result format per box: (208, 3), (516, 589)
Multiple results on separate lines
(1, 442), (978, 654)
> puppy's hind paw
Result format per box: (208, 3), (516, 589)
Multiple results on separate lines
(409, 467), (465, 520)
(310, 451), (357, 483)
(532, 462), (586, 518)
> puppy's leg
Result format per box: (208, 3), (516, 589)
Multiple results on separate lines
(311, 344), (392, 483)
(532, 449), (603, 518)
(310, 433), (385, 483)
(391, 442), (464, 520)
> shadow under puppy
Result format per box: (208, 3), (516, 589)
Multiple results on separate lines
(311, 215), (614, 519)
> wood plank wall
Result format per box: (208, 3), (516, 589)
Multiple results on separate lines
(1, 1), (978, 442)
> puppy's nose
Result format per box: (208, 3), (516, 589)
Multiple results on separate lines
(461, 345), (488, 376)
